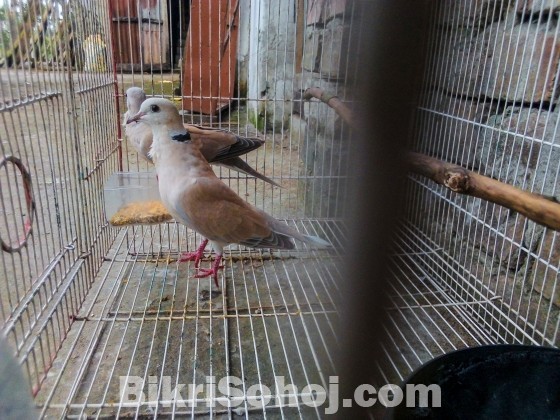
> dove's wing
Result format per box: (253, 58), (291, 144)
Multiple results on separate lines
(187, 124), (265, 162)
(179, 176), (295, 249)
(187, 125), (280, 186)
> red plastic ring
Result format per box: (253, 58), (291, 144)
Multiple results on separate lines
(0, 156), (35, 253)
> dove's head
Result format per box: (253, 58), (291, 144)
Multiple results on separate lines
(126, 98), (181, 127)
(125, 87), (146, 114)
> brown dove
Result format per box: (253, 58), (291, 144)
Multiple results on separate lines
(126, 98), (330, 286)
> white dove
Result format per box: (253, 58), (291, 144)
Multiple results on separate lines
(123, 87), (154, 160)
(123, 87), (280, 187)
(126, 98), (330, 286)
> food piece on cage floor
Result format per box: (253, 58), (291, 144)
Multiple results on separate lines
(109, 200), (173, 226)
(127, 98), (331, 288)
(124, 87), (281, 187)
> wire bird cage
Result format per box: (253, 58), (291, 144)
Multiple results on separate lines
(0, 0), (559, 418)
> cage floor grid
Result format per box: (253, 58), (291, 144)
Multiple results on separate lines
(377, 224), (498, 386)
(36, 221), (513, 418)
(36, 220), (342, 418)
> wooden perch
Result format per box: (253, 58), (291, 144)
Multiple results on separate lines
(408, 152), (560, 230)
(303, 87), (356, 128)
(304, 86), (560, 231)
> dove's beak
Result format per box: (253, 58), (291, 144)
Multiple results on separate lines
(126, 111), (145, 124)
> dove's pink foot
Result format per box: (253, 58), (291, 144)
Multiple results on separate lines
(178, 239), (208, 268)
(194, 254), (224, 288)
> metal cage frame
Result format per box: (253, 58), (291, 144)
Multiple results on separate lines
(0, 0), (558, 418)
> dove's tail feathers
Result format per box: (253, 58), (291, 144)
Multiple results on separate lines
(251, 171), (282, 188)
(222, 157), (282, 188)
(242, 231), (329, 251)
(264, 216), (331, 248)
(301, 234), (332, 248)
(240, 231), (295, 250)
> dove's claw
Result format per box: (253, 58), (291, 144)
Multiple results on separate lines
(195, 265), (225, 273)
(178, 239), (208, 268)
(194, 254), (223, 288)
(194, 268), (217, 277)
(178, 252), (199, 263)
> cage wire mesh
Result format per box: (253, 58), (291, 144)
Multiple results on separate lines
(375, 0), (560, 386)
(1, 0), (350, 417)
(0, 0), (559, 418)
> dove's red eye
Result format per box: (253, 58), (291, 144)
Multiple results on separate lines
(151, 105), (160, 112)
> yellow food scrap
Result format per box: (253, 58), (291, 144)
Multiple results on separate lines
(110, 201), (172, 226)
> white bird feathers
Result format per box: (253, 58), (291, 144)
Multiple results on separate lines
(126, 97), (331, 286)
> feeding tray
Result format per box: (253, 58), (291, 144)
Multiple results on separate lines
(386, 345), (560, 419)
(104, 172), (173, 226)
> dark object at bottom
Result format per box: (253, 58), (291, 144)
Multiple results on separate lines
(386, 345), (560, 419)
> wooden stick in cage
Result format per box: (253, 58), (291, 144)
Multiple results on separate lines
(408, 152), (560, 231)
(302, 87), (356, 128)
(303, 87), (560, 231)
